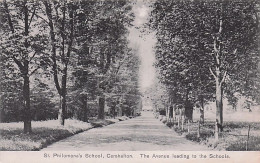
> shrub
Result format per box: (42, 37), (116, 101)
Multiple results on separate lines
(31, 94), (57, 121)
(162, 119), (167, 124)
(166, 122), (174, 128)
(159, 110), (166, 115)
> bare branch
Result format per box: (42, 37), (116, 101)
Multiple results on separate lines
(28, 7), (36, 28)
(213, 39), (218, 53)
(34, 13), (49, 24)
(219, 19), (223, 34)
(3, 0), (15, 33)
(12, 56), (24, 70)
(209, 67), (217, 80)
(232, 48), (237, 55)
(29, 51), (37, 62)
(29, 66), (41, 76)
(220, 71), (227, 84)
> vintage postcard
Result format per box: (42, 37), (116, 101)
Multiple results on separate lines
(0, 0), (260, 162)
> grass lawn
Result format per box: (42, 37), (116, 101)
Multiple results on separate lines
(162, 109), (260, 151)
(182, 121), (260, 151)
(0, 118), (119, 151)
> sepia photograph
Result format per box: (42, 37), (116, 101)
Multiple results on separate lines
(0, 0), (260, 162)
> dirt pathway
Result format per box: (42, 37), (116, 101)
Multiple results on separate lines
(42, 111), (210, 151)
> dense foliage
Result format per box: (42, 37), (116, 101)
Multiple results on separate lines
(148, 0), (260, 137)
(0, 0), (141, 133)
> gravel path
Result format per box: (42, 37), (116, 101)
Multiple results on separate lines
(42, 111), (210, 151)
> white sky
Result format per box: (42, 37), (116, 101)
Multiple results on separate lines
(128, 0), (156, 93)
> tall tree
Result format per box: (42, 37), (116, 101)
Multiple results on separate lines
(149, 1), (215, 121)
(76, 0), (134, 119)
(59, 0), (134, 120)
(0, 0), (46, 133)
(149, 0), (260, 138)
(43, 0), (78, 125)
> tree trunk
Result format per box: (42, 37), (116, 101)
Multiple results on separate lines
(232, 104), (237, 111)
(23, 0), (31, 134)
(118, 107), (122, 117)
(215, 73), (224, 140)
(185, 100), (193, 121)
(184, 88), (193, 121)
(23, 74), (32, 134)
(113, 106), (116, 119)
(166, 106), (169, 122)
(212, 75), (224, 141)
(216, 80), (223, 126)
(211, 8), (225, 139)
(199, 96), (205, 124)
(81, 95), (88, 122)
(98, 95), (105, 119)
(185, 103), (193, 121)
(58, 68), (67, 125)
(58, 94), (66, 125)
(169, 106), (173, 122)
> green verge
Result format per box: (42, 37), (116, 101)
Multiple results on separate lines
(163, 120), (260, 151)
(0, 118), (121, 151)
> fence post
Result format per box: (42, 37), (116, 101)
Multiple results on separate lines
(187, 120), (190, 133)
(181, 116), (184, 131)
(173, 116), (175, 128)
(215, 121), (219, 141)
(246, 124), (251, 151)
(197, 120), (200, 138)
(178, 117), (180, 128)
